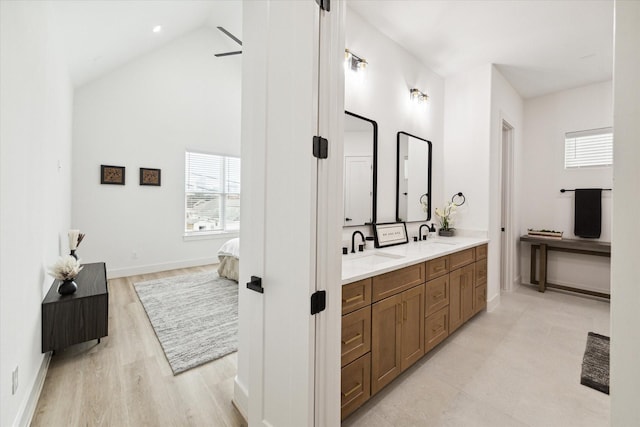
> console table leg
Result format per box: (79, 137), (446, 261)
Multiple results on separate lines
(530, 245), (537, 284)
(539, 244), (547, 293)
(98, 338), (101, 344)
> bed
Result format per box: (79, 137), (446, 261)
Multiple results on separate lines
(217, 237), (239, 282)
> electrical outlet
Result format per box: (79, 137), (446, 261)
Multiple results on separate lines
(12, 366), (18, 395)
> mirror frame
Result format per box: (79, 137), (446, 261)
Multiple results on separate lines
(395, 131), (432, 222)
(345, 110), (378, 225)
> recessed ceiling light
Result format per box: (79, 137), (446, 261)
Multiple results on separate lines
(153, 25), (162, 33)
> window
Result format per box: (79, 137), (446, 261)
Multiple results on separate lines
(564, 127), (613, 168)
(185, 151), (240, 233)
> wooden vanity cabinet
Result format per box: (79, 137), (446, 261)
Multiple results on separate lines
(371, 283), (425, 395)
(341, 243), (488, 420)
(449, 262), (475, 334)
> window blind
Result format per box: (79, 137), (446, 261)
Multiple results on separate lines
(564, 127), (613, 168)
(185, 152), (240, 233)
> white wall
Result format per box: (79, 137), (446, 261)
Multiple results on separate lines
(443, 64), (492, 233)
(72, 27), (241, 278)
(488, 66), (524, 304)
(0, 2), (73, 425)
(611, 0), (640, 424)
(520, 81), (613, 294)
(343, 7), (445, 242)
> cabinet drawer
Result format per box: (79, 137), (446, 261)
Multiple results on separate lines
(342, 278), (372, 315)
(341, 353), (371, 420)
(341, 306), (371, 367)
(474, 283), (487, 315)
(425, 275), (449, 316)
(372, 263), (425, 303)
(475, 244), (488, 260)
(425, 306), (449, 353)
(449, 248), (475, 270)
(475, 258), (487, 287)
(425, 256), (449, 281)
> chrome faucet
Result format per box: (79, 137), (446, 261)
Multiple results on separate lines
(351, 230), (366, 253)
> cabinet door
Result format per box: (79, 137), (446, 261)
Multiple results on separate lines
(341, 353), (371, 420)
(401, 284), (425, 372)
(475, 258), (487, 288)
(461, 264), (475, 323)
(371, 294), (402, 395)
(341, 306), (371, 367)
(449, 268), (463, 334)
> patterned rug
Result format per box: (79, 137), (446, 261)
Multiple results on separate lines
(580, 332), (610, 394)
(134, 271), (238, 375)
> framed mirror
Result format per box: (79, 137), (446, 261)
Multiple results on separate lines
(396, 131), (432, 222)
(343, 111), (377, 226)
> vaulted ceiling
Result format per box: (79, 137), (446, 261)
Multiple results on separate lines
(51, 0), (613, 98)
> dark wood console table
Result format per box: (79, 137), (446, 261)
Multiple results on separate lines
(42, 262), (108, 353)
(519, 236), (611, 299)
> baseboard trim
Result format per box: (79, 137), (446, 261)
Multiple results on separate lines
(107, 256), (219, 279)
(233, 376), (249, 422)
(15, 352), (51, 427)
(487, 292), (501, 312)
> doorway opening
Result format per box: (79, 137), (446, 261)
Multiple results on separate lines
(501, 120), (514, 292)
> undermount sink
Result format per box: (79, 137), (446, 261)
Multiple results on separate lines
(344, 251), (404, 267)
(425, 240), (457, 246)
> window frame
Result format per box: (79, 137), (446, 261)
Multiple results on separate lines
(564, 127), (613, 169)
(184, 150), (240, 237)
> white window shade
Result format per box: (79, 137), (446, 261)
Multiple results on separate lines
(564, 128), (613, 168)
(185, 152), (240, 233)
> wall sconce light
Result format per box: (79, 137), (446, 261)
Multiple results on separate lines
(410, 88), (429, 103)
(345, 49), (368, 72)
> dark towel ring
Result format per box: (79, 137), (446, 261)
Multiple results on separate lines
(451, 192), (466, 206)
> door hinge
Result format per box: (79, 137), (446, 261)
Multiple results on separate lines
(311, 290), (326, 315)
(246, 276), (264, 293)
(313, 136), (328, 159)
(315, 0), (330, 12)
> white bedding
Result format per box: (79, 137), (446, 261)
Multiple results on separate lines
(217, 237), (239, 260)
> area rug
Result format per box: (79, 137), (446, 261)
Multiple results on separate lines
(134, 271), (238, 375)
(580, 332), (610, 394)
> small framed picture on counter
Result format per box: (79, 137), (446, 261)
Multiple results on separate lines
(373, 222), (408, 248)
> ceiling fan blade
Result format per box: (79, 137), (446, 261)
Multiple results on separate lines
(214, 51), (243, 57)
(217, 26), (242, 46)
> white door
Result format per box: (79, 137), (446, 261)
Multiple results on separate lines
(236, 1), (343, 426)
(344, 156), (372, 225)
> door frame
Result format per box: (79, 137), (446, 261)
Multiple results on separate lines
(500, 118), (515, 292)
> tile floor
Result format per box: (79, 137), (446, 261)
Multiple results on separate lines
(342, 285), (610, 427)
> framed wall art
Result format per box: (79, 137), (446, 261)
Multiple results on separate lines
(373, 222), (409, 248)
(140, 168), (161, 186)
(100, 165), (125, 185)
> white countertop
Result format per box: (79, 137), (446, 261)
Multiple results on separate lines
(342, 236), (489, 285)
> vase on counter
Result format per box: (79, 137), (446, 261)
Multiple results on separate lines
(438, 229), (455, 237)
(57, 278), (78, 295)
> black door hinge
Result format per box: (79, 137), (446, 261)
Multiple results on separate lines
(313, 136), (328, 159)
(246, 276), (264, 293)
(315, 0), (330, 12)
(311, 290), (326, 315)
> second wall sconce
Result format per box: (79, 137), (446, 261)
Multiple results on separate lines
(345, 49), (368, 72)
(410, 88), (429, 104)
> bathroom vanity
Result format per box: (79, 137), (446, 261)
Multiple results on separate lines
(340, 237), (488, 420)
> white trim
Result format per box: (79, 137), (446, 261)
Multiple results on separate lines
(183, 231), (239, 241)
(232, 377), (248, 422)
(15, 353), (51, 427)
(487, 292), (501, 312)
(106, 256), (218, 279)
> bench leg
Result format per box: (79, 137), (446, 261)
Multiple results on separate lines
(539, 244), (547, 292)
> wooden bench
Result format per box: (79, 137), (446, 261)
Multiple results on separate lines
(519, 236), (610, 299)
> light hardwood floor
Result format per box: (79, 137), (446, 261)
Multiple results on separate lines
(32, 265), (246, 427)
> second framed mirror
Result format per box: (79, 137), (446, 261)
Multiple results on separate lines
(396, 131), (432, 222)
